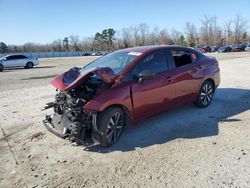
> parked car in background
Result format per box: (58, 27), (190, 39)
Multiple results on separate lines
(239, 44), (246, 51)
(193, 45), (201, 50)
(0, 54), (39, 71)
(198, 46), (212, 53)
(91, 51), (103, 56)
(82, 52), (91, 56)
(245, 44), (250, 52)
(230, 45), (244, 52)
(211, 46), (221, 52)
(43, 45), (220, 147)
(218, 45), (232, 53)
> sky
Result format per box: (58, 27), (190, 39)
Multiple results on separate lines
(0, 0), (249, 45)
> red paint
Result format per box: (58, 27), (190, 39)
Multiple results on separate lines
(51, 67), (116, 91)
(51, 45), (220, 124)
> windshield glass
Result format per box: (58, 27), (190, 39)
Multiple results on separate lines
(80, 51), (141, 75)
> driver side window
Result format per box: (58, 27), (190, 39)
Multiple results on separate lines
(132, 51), (167, 78)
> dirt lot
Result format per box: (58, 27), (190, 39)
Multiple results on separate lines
(1, 52), (250, 187)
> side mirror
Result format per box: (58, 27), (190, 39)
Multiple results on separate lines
(3, 58), (6, 61)
(138, 70), (155, 83)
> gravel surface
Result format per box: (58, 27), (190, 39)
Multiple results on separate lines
(0, 53), (250, 187)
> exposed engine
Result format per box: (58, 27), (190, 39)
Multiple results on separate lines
(43, 74), (108, 145)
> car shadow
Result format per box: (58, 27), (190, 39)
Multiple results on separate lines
(84, 88), (250, 153)
(21, 74), (58, 80)
(2, 66), (55, 72)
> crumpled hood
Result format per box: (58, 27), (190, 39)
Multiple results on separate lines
(51, 67), (116, 91)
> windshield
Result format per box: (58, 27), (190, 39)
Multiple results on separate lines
(80, 51), (141, 75)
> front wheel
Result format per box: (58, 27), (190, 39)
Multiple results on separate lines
(0, 64), (3, 72)
(98, 107), (125, 147)
(194, 80), (214, 108)
(26, 62), (34, 69)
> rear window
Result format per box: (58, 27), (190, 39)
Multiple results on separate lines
(171, 50), (196, 68)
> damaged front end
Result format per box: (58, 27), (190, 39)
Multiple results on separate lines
(42, 67), (115, 145)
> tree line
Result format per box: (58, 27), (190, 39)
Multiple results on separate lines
(0, 15), (249, 53)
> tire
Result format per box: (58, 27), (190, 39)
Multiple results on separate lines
(97, 107), (125, 147)
(194, 80), (214, 108)
(26, 62), (34, 69)
(0, 64), (3, 72)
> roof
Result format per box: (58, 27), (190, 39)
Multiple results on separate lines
(118, 45), (183, 53)
(1, 54), (26, 58)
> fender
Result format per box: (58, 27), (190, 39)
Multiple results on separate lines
(83, 83), (135, 121)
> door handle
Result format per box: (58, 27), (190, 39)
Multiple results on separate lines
(163, 76), (173, 82)
(197, 65), (202, 69)
(191, 65), (202, 73)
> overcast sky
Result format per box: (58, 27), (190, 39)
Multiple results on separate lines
(0, 0), (249, 45)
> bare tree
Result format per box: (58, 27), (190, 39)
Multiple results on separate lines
(148, 26), (160, 45)
(224, 20), (232, 45)
(131, 25), (140, 46)
(233, 15), (248, 44)
(200, 16), (210, 45)
(115, 30), (121, 49)
(185, 22), (197, 46)
(121, 28), (132, 48)
(81, 37), (94, 51)
(138, 23), (150, 45)
(69, 35), (81, 51)
(159, 29), (169, 44)
(51, 39), (62, 52)
(199, 15), (222, 46)
(171, 29), (182, 45)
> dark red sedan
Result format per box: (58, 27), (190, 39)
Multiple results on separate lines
(43, 45), (220, 147)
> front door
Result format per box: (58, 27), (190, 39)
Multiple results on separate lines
(3, 55), (18, 67)
(130, 50), (175, 122)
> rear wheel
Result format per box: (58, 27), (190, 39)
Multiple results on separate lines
(98, 107), (125, 147)
(194, 80), (214, 108)
(26, 62), (34, 69)
(0, 64), (3, 72)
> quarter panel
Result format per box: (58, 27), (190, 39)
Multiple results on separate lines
(195, 57), (220, 94)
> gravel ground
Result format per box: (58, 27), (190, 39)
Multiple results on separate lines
(0, 52), (250, 187)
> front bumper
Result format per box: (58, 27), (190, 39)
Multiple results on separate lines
(42, 115), (69, 139)
(42, 112), (100, 146)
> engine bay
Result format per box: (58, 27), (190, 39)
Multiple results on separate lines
(43, 72), (110, 145)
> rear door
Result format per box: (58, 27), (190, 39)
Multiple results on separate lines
(15, 55), (28, 66)
(130, 50), (175, 121)
(168, 47), (204, 104)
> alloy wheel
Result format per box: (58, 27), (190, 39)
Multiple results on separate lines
(106, 112), (123, 144)
(200, 83), (213, 106)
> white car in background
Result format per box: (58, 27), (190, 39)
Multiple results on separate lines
(245, 44), (250, 52)
(0, 54), (39, 72)
(91, 51), (103, 56)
